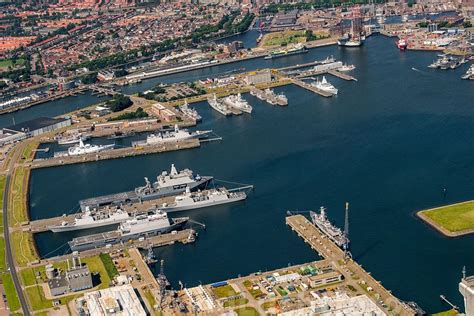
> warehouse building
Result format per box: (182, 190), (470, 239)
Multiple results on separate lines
(245, 69), (272, 85)
(4, 117), (71, 137)
(77, 284), (146, 316)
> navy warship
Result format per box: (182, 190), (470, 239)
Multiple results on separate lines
(79, 164), (212, 211)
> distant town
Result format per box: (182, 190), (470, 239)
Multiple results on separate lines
(0, 0), (473, 315)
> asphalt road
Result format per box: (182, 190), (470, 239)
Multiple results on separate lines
(3, 155), (30, 315)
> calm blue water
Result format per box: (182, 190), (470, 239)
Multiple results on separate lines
(30, 35), (474, 312)
(0, 91), (109, 128)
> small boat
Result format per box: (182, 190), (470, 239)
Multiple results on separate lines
(107, 131), (135, 139)
(396, 39), (408, 51)
(339, 64), (356, 72)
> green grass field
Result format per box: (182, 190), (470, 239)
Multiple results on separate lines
(421, 201), (474, 232)
(99, 253), (119, 279)
(2, 273), (21, 312)
(9, 166), (30, 226)
(432, 310), (458, 316)
(212, 284), (237, 298)
(223, 297), (248, 307)
(20, 266), (39, 286)
(82, 256), (112, 289)
(234, 307), (259, 316)
(0, 238), (5, 271)
(262, 31), (306, 47)
(25, 285), (52, 311)
(11, 231), (39, 267)
(0, 58), (25, 68)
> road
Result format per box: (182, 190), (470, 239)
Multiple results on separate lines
(2, 145), (30, 315)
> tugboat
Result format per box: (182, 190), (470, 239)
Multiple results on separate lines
(396, 38), (408, 51)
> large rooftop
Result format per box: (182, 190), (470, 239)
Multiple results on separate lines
(5, 117), (69, 133)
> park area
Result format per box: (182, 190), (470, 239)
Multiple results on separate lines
(261, 30), (329, 47)
(418, 200), (474, 236)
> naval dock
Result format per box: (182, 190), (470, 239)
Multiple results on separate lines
(29, 139), (200, 169)
(286, 214), (415, 315)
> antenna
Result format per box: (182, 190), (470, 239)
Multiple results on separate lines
(463, 266), (466, 280)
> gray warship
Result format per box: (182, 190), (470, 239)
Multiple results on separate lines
(68, 208), (188, 252)
(79, 164), (212, 211)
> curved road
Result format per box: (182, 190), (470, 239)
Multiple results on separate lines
(3, 145), (30, 315)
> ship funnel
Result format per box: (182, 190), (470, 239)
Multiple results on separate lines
(174, 124), (179, 133)
(79, 137), (85, 148)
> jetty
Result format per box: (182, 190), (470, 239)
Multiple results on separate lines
(286, 214), (415, 315)
(29, 139), (200, 169)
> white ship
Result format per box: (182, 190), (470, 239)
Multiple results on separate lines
(178, 99), (202, 122)
(67, 138), (114, 156)
(461, 64), (474, 80)
(145, 125), (211, 145)
(49, 207), (130, 232)
(223, 93), (252, 113)
(312, 76), (338, 95)
(207, 94), (232, 116)
(69, 209), (189, 252)
(339, 64), (356, 72)
(56, 133), (90, 145)
(159, 187), (247, 212)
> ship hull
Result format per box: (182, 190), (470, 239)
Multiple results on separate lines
(159, 194), (246, 212)
(79, 176), (213, 211)
(68, 219), (188, 252)
(264, 49), (308, 60)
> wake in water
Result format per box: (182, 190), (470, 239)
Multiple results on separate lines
(411, 67), (421, 72)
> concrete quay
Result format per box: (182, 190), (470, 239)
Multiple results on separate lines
(29, 139), (200, 169)
(28, 228), (196, 268)
(286, 215), (415, 315)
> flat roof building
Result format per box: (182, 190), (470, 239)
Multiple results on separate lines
(4, 117), (71, 137)
(78, 284), (147, 316)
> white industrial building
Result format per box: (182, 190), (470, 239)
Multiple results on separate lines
(279, 293), (386, 316)
(77, 284), (146, 316)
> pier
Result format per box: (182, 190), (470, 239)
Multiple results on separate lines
(29, 139), (200, 169)
(286, 215), (415, 315)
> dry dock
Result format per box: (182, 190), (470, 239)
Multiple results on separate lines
(29, 139), (200, 169)
(286, 215), (415, 315)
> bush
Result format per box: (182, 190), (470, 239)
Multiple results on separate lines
(107, 94), (132, 112)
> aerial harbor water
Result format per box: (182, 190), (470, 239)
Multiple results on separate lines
(0, 91), (110, 128)
(29, 35), (474, 312)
